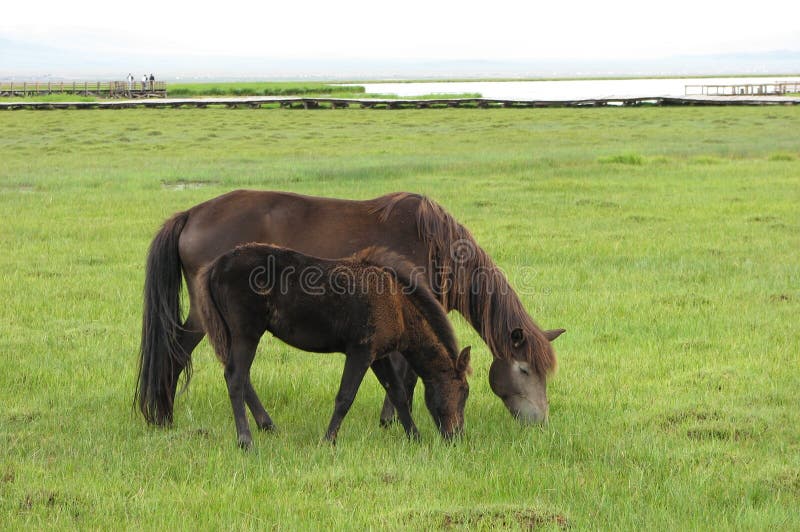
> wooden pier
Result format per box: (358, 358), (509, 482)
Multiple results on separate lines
(685, 81), (800, 96)
(0, 80), (167, 99)
(0, 94), (798, 111)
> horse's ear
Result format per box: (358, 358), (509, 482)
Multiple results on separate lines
(544, 328), (566, 342)
(457, 346), (472, 375)
(511, 328), (525, 348)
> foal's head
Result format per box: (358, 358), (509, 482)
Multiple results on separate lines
(424, 346), (472, 439)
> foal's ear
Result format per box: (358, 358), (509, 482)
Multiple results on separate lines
(544, 328), (566, 342)
(457, 346), (472, 374)
(511, 328), (525, 348)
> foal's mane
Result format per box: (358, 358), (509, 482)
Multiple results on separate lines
(369, 193), (557, 376)
(352, 246), (461, 363)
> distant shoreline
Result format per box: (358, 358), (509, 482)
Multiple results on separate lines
(3, 73), (800, 84)
(335, 73), (800, 84)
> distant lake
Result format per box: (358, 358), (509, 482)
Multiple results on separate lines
(354, 76), (800, 100)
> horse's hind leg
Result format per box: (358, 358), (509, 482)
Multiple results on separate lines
(168, 310), (206, 407)
(372, 355), (420, 440)
(325, 348), (373, 444)
(244, 376), (275, 431)
(224, 336), (260, 449)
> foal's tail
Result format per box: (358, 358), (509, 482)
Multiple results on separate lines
(196, 258), (232, 366)
(135, 210), (191, 425)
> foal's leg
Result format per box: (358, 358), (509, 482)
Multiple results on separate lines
(379, 353), (419, 427)
(372, 356), (420, 439)
(379, 396), (396, 428)
(325, 349), (373, 444)
(244, 376), (275, 431)
(224, 336), (261, 449)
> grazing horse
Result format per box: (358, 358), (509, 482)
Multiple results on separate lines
(136, 190), (563, 429)
(196, 244), (471, 447)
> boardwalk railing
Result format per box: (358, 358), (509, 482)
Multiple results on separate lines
(685, 81), (800, 96)
(0, 81), (167, 98)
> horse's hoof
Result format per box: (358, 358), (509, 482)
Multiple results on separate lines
(379, 418), (394, 428)
(238, 436), (253, 450)
(258, 421), (276, 432)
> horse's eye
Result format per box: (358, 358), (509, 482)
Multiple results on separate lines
(519, 367), (530, 376)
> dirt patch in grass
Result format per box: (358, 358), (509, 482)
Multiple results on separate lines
(661, 409), (722, 428)
(574, 198), (619, 209)
(0, 183), (36, 193)
(598, 153), (644, 165)
(18, 491), (84, 520)
(625, 215), (665, 223)
(405, 507), (568, 530)
(686, 427), (755, 441)
(661, 408), (763, 442)
(161, 179), (219, 190)
(768, 470), (800, 496)
(746, 215), (779, 223)
(7, 411), (41, 424)
(655, 294), (712, 309)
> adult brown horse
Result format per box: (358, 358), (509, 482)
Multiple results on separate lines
(197, 243), (471, 447)
(136, 190), (564, 428)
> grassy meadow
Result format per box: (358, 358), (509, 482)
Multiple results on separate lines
(0, 105), (799, 529)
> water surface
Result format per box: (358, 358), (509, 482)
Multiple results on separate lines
(356, 76), (800, 100)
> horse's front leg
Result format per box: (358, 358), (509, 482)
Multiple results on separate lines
(325, 348), (373, 444)
(224, 337), (260, 449)
(379, 352), (419, 428)
(372, 355), (420, 440)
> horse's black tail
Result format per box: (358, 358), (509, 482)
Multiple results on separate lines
(135, 210), (192, 425)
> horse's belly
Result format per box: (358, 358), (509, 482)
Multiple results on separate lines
(266, 314), (347, 355)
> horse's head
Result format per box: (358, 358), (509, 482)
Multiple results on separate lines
(424, 346), (471, 439)
(488, 328), (565, 424)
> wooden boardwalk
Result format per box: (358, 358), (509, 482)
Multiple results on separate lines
(685, 81), (800, 96)
(0, 80), (167, 99)
(1, 94), (799, 111)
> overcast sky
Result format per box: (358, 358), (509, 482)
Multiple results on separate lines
(3, 0), (799, 62)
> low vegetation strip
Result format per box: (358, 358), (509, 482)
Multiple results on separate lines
(166, 81), (365, 97)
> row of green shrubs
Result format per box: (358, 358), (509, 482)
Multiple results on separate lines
(167, 83), (365, 97)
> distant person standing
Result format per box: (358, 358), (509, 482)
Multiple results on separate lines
(142, 74), (148, 92)
(127, 73), (134, 91)
(149, 73), (155, 91)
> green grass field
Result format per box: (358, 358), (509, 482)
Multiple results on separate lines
(1, 106), (798, 529)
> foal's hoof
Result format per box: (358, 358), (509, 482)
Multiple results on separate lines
(257, 421), (277, 432)
(379, 417), (395, 429)
(237, 436), (253, 450)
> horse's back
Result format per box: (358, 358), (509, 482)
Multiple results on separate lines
(178, 190), (425, 277)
